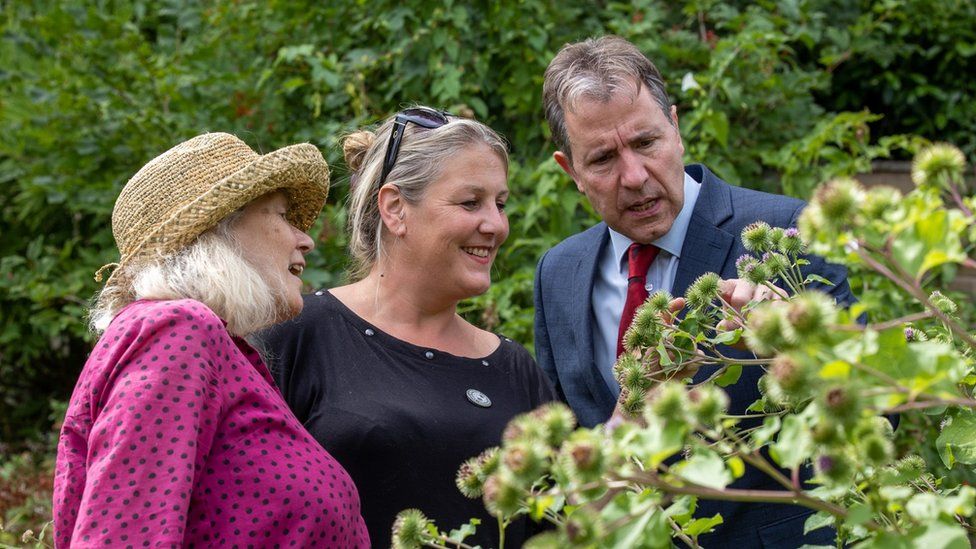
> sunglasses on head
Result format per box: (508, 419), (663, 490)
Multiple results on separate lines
(379, 107), (451, 186)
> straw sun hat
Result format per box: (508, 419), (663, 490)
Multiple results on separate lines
(95, 132), (330, 286)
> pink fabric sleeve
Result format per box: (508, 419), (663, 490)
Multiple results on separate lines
(68, 305), (224, 546)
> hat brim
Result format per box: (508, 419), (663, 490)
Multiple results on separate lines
(110, 142), (329, 283)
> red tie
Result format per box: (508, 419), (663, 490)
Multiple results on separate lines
(617, 243), (660, 357)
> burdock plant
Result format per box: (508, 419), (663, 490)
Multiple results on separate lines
(399, 144), (976, 548)
(912, 143), (966, 192)
(391, 509), (432, 549)
(742, 221), (774, 253)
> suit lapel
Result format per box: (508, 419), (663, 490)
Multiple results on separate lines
(571, 224), (616, 409)
(673, 166), (736, 297)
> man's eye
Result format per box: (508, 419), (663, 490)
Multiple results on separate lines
(461, 200), (479, 210)
(496, 201), (507, 212)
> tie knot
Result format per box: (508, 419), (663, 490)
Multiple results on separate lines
(627, 243), (659, 279)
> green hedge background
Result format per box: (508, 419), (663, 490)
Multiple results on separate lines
(2, 0), (975, 538)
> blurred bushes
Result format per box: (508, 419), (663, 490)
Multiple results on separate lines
(1, 0), (973, 454)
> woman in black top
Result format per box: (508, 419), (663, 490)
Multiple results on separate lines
(262, 107), (557, 548)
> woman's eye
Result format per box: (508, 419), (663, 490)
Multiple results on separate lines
(496, 201), (507, 211)
(461, 200), (479, 210)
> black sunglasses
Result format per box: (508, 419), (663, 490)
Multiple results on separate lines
(379, 107), (451, 186)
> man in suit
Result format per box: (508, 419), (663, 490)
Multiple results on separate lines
(534, 35), (852, 547)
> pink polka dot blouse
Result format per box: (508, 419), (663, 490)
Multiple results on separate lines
(54, 299), (369, 548)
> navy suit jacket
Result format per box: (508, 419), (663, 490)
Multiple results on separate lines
(533, 164), (852, 547)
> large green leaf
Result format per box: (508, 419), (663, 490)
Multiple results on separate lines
(860, 520), (971, 549)
(682, 514), (723, 537)
(936, 408), (976, 467)
(770, 414), (814, 469)
(626, 416), (688, 468)
(714, 363), (743, 387)
(906, 487), (976, 521)
(859, 328), (968, 397)
(674, 449), (733, 490)
(750, 415), (782, 448)
(600, 491), (671, 549)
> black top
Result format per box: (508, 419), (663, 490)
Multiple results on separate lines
(260, 291), (557, 548)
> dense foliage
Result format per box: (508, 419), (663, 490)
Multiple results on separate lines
(395, 144), (976, 548)
(1, 0), (974, 543)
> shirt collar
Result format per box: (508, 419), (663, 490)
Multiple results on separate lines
(608, 172), (702, 267)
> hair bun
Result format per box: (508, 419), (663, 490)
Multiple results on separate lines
(343, 130), (375, 173)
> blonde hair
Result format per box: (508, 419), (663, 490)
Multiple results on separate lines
(89, 212), (286, 338)
(342, 108), (508, 280)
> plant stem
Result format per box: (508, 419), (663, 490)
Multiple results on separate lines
(828, 310), (934, 332)
(625, 471), (882, 532)
(789, 259), (806, 292)
(696, 363), (731, 385)
(947, 182), (972, 217)
(724, 412), (786, 420)
(426, 539), (476, 549)
(856, 246), (976, 349)
(883, 397), (976, 413)
(710, 348), (772, 365)
(764, 280), (795, 300)
(849, 359), (905, 389)
(717, 297), (750, 326)
(669, 516), (700, 548)
(721, 430), (796, 493)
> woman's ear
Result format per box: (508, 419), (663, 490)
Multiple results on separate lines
(377, 184), (407, 237)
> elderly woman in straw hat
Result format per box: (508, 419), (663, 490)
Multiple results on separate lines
(53, 133), (369, 548)
(260, 107), (558, 547)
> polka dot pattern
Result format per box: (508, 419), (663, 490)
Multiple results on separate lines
(53, 299), (369, 548)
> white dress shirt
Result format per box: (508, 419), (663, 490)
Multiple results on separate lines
(591, 173), (702, 396)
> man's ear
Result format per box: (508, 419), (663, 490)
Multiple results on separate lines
(669, 104), (685, 157)
(378, 184), (407, 237)
(554, 151), (584, 193)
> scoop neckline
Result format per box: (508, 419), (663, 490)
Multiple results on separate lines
(316, 290), (508, 366)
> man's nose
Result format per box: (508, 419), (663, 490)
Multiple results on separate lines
(618, 149), (646, 189)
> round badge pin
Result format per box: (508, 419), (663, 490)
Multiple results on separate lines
(466, 389), (492, 408)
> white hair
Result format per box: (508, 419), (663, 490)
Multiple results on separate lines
(89, 213), (286, 338)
